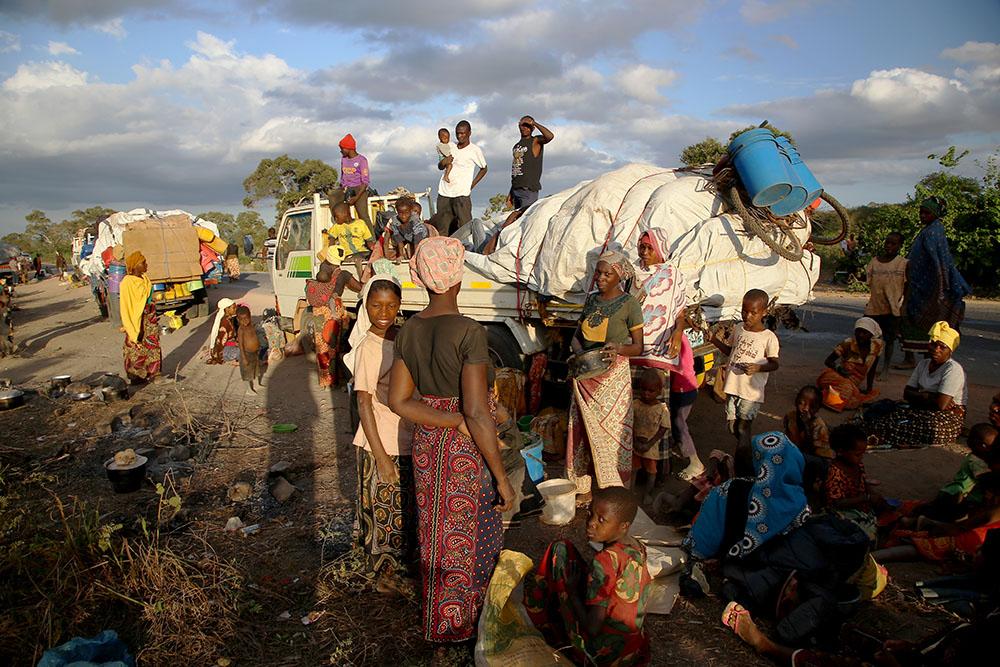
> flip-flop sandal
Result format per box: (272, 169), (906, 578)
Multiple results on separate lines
(721, 600), (750, 634)
(775, 570), (799, 621)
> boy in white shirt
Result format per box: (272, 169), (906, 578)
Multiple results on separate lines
(710, 289), (780, 451)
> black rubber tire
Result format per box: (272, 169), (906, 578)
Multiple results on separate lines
(485, 323), (524, 370)
(728, 185), (804, 261)
(808, 192), (851, 246)
(187, 290), (210, 319)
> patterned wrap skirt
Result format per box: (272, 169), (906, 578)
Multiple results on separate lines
(123, 303), (161, 380)
(355, 447), (415, 577)
(412, 395), (503, 643)
(868, 404), (966, 449)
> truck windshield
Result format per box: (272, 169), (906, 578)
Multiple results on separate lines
(277, 212), (311, 270)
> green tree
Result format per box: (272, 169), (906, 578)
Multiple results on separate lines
(242, 155), (339, 219)
(727, 122), (795, 146)
(679, 137), (726, 166)
(481, 192), (512, 223)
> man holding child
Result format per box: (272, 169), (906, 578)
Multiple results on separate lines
(432, 120), (487, 236)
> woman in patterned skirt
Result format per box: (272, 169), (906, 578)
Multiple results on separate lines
(119, 251), (161, 383)
(388, 237), (515, 646)
(304, 247), (360, 387)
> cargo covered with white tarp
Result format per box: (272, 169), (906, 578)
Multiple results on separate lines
(464, 164), (819, 321)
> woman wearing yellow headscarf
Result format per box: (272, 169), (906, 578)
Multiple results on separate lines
(867, 321), (966, 449)
(119, 251), (162, 383)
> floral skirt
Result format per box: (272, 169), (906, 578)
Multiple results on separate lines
(225, 256), (240, 280)
(123, 304), (161, 380)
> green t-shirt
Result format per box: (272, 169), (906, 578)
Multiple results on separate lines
(939, 453), (989, 503)
(579, 293), (643, 350)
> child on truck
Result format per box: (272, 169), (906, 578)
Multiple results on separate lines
(710, 289), (780, 452)
(436, 128), (453, 183)
(329, 202), (372, 258)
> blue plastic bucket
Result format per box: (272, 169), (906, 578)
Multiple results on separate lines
(728, 129), (793, 207)
(769, 137), (822, 216)
(520, 433), (545, 484)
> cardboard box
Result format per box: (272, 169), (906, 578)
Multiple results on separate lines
(122, 214), (202, 282)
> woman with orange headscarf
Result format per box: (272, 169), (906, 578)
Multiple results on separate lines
(119, 251), (161, 383)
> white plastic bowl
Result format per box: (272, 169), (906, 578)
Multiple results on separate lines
(536, 478), (577, 526)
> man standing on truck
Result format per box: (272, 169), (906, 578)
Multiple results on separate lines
(339, 133), (373, 232)
(432, 120), (487, 236)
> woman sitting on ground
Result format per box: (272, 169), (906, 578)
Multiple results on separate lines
(866, 321), (967, 449)
(816, 316), (883, 411)
(683, 432), (873, 649)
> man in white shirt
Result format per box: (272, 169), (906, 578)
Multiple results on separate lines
(432, 120), (487, 236)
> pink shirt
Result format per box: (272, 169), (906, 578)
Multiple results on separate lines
(670, 336), (699, 393)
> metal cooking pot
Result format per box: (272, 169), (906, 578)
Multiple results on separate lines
(99, 386), (128, 402)
(50, 375), (72, 389)
(71, 391), (93, 401)
(567, 349), (612, 381)
(0, 388), (25, 410)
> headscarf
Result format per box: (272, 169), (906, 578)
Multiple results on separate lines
(854, 316), (882, 340)
(339, 133), (356, 151)
(633, 230), (687, 371)
(125, 250), (146, 275)
(684, 432), (810, 560)
(928, 320), (960, 351)
(638, 228), (670, 267)
(344, 260), (400, 374)
(596, 250), (633, 281)
(920, 196), (946, 219)
(207, 298), (236, 351)
(410, 237), (464, 294)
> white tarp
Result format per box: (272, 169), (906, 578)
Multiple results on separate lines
(466, 164), (819, 320)
(79, 208), (220, 277)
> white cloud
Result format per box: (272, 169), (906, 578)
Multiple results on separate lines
(3, 61), (90, 92)
(94, 17), (127, 39)
(0, 30), (20, 53)
(941, 40), (1000, 64)
(47, 41), (80, 56)
(618, 65), (678, 104)
(771, 34), (798, 49)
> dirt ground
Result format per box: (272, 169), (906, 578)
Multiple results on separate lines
(1, 276), (998, 666)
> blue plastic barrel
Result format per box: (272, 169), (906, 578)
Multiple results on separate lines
(769, 137), (822, 216)
(728, 129), (793, 207)
(520, 433), (545, 484)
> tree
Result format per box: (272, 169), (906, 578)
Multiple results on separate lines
(679, 137), (726, 166)
(197, 211), (268, 257)
(481, 192), (512, 223)
(727, 122), (795, 146)
(242, 155), (339, 219)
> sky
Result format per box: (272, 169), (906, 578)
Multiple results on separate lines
(0, 0), (998, 233)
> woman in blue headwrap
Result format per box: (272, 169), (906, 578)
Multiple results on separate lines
(897, 196), (971, 369)
(683, 432), (871, 648)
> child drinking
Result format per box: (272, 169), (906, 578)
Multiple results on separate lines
(235, 305), (265, 393)
(710, 289), (780, 451)
(525, 486), (652, 666)
(436, 128), (453, 183)
(825, 423), (887, 543)
(670, 335), (704, 480)
(350, 274), (415, 595)
(783, 386), (833, 459)
(864, 231), (906, 375)
(632, 369), (669, 504)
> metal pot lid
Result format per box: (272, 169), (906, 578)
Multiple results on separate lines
(0, 389), (24, 399)
(71, 391), (92, 400)
(51, 374), (72, 381)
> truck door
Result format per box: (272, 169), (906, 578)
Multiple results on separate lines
(272, 210), (314, 317)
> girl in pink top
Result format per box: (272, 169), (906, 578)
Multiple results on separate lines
(670, 336), (704, 480)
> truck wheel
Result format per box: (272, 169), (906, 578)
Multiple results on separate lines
(485, 324), (524, 370)
(188, 291), (210, 319)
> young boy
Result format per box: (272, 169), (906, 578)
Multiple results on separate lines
(864, 231), (907, 375)
(632, 369), (670, 504)
(710, 289), (780, 451)
(914, 423), (997, 522)
(525, 487), (652, 666)
(328, 202), (373, 257)
(436, 128), (453, 183)
(236, 305), (265, 393)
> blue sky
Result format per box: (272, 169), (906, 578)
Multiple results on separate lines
(0, 0), (997, 232)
